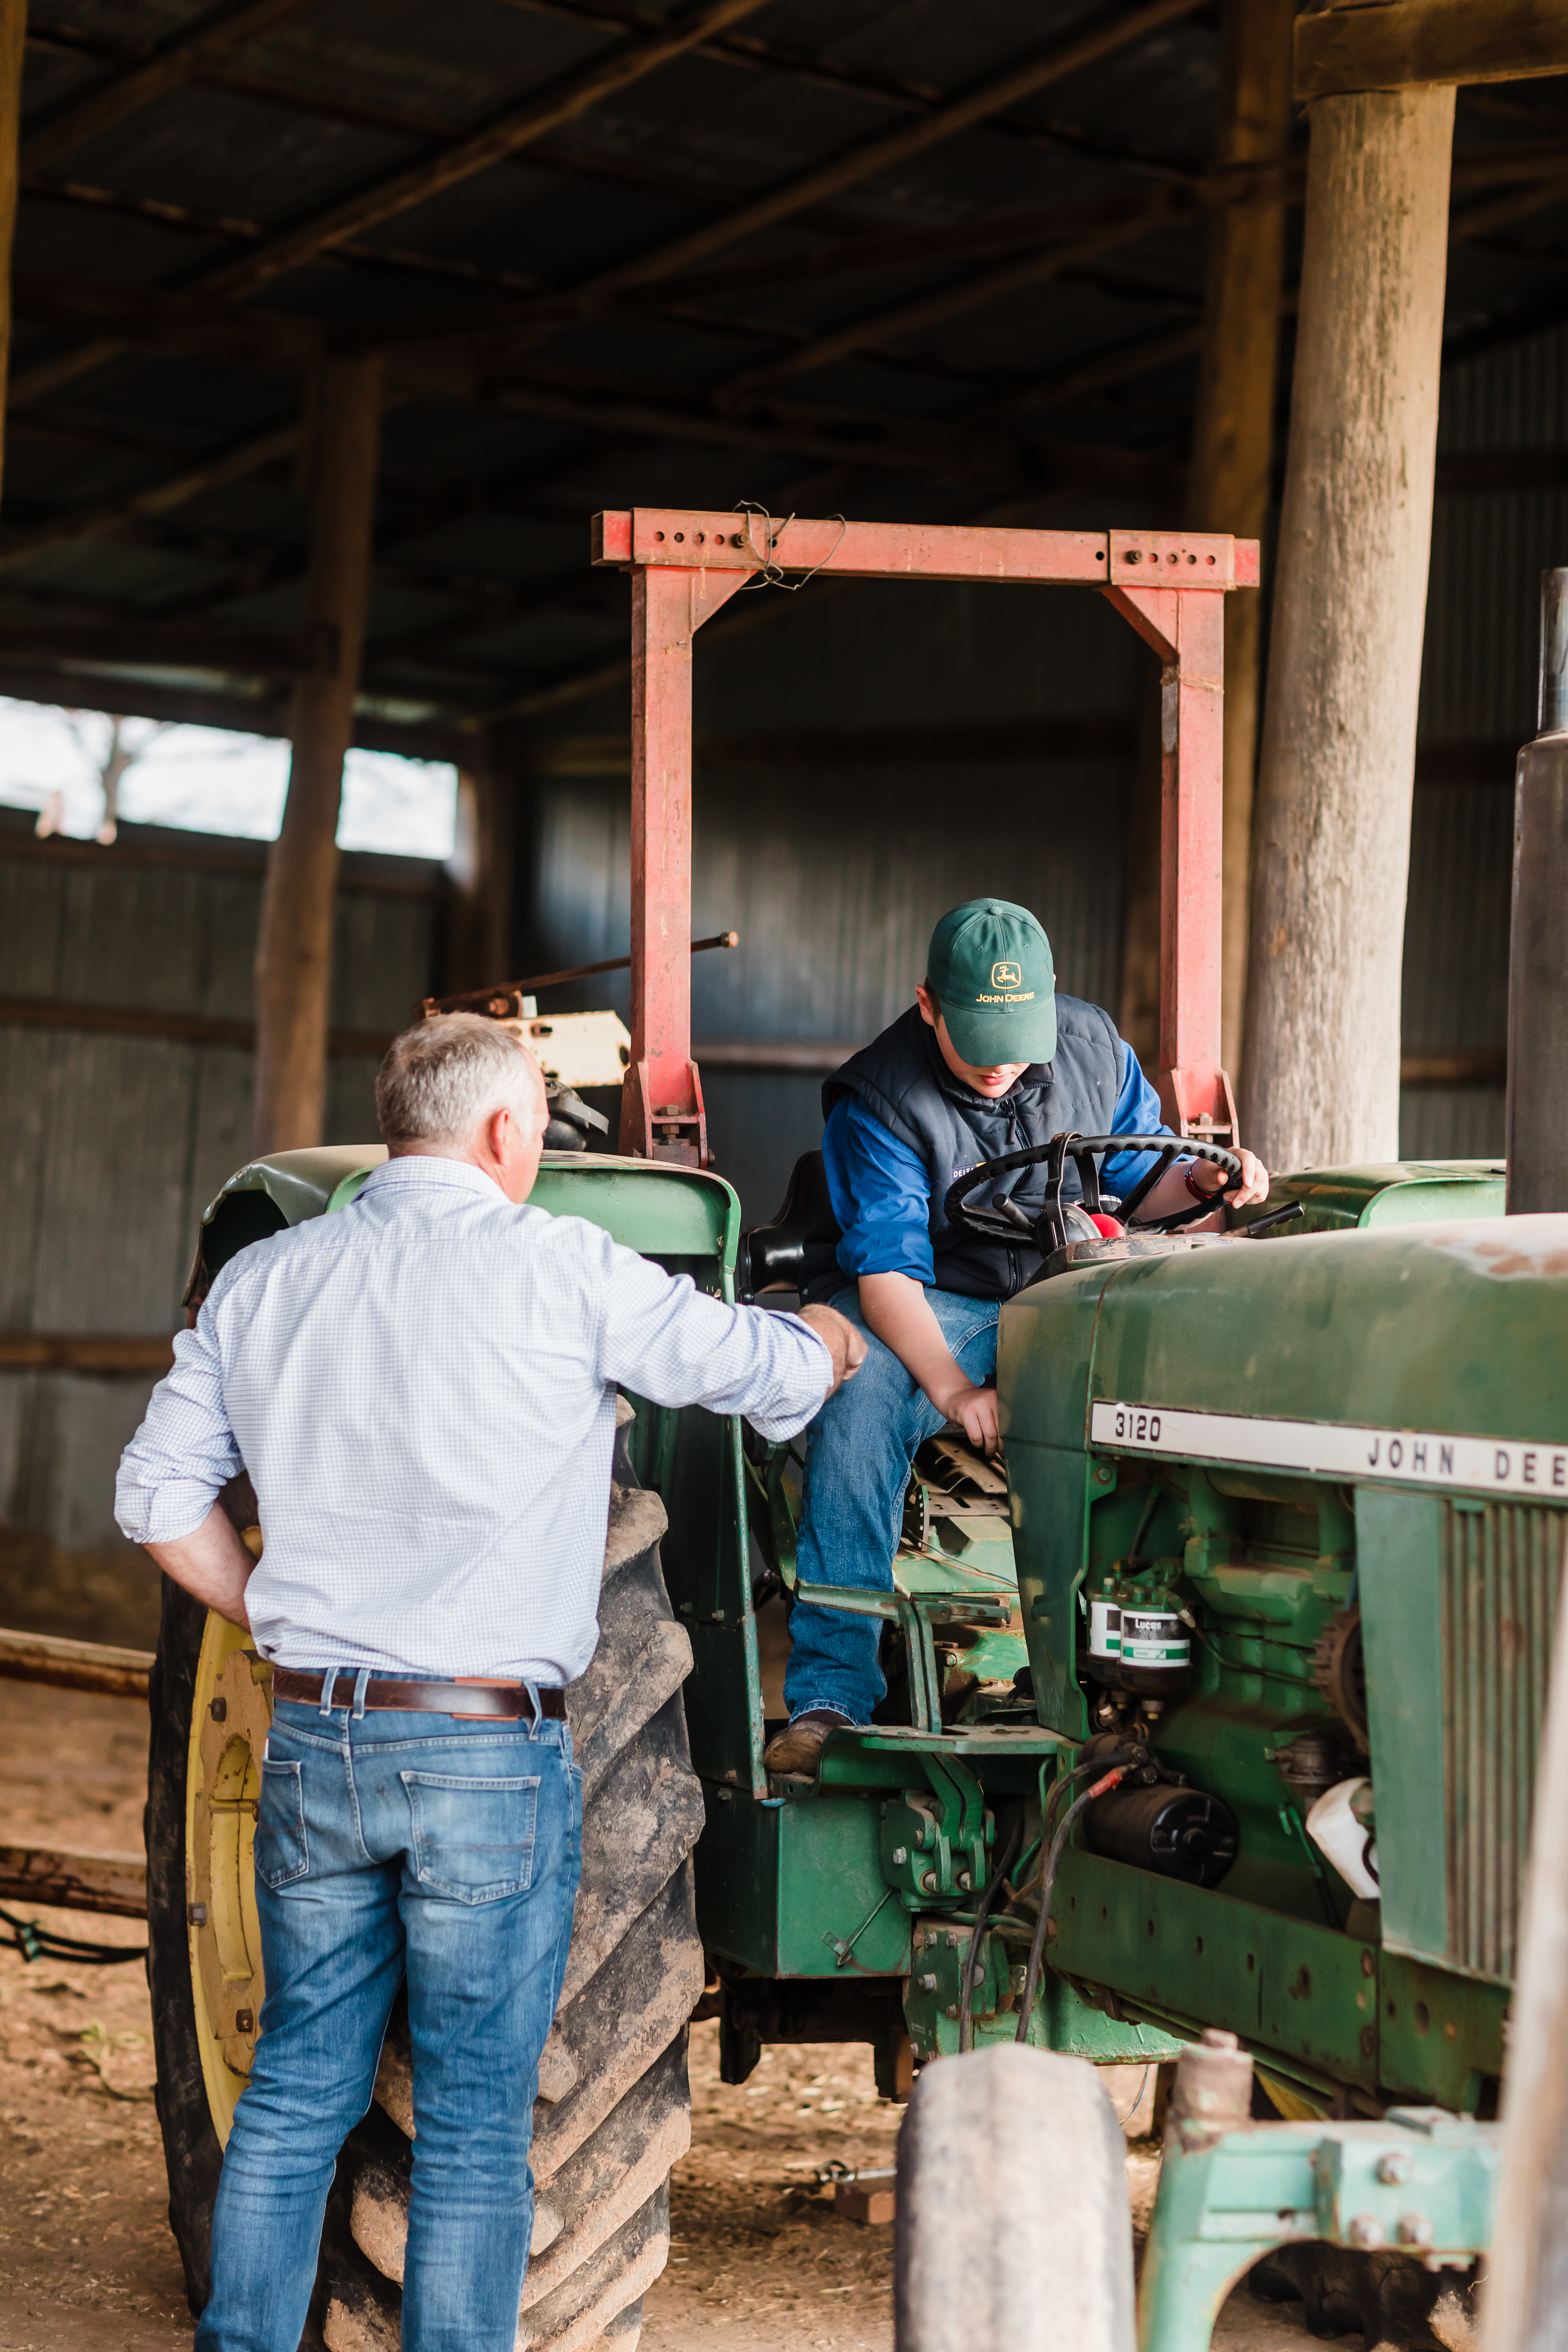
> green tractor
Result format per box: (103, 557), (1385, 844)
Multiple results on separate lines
(145, 514), (1556, 2351)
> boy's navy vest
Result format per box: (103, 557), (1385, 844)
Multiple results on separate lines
(803, 998), (1124, 1304)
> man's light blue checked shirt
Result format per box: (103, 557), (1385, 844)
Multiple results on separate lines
(116, 1155), (831, 1685)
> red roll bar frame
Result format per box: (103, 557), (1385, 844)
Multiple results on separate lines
(592, 509), (1258, 1168)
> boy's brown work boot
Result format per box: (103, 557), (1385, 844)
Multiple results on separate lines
(762, 1708), (855, 1776)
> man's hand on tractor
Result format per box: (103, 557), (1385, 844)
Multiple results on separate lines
(798, 1303), (867, 1395)
(929, 1377), (1001, 1456)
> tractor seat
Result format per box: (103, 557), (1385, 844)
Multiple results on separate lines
(738, 1150), (840, 1303)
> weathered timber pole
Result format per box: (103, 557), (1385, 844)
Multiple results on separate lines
(252, 355), (383, 1155)
(443, 741), (516, 996)
(1241, 78), (1454, 1168)
(1186, 0), (1295, 1080)
(0, 0), (25, 499)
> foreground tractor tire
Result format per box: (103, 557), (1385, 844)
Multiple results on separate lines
(895, 2044), (1136, 2352)
(146, 1410), (705, 2352)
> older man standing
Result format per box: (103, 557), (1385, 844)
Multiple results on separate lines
(117, 1014), (861, 2352)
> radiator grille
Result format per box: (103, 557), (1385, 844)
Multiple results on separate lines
(1441, 1501), (1566, 1982)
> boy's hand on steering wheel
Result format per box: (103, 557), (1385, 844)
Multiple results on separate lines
(929, 1378), (1000, 1456)
(1188, 1146), (1270, 1208)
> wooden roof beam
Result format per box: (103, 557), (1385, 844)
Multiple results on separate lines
(489, 0), (1213, 350)
(199, 0), (776, 302)
(0, 415), (299, 576)
(46, 0), (1204, 352)
(721, 183), (1206, 392)
(0, 615), (329, 676)
(0, 659), (465, 758)
(20, 0), (321, 174)
(1297, 0), (1568, 100)
(10, 265), (324, 380)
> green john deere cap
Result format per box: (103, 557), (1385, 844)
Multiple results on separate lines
(926, 898), (1056, 1066)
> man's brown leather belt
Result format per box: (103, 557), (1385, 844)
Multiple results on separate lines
(271, 1668), (566, 1721)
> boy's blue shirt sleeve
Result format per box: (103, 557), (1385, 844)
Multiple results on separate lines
(1101, 1040), (1183, 1200)
(821, 1097), (934, 1284)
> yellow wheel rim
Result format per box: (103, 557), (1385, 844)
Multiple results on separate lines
(185, 1605), (274, 2144)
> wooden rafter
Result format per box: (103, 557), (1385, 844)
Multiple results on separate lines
(196, 0), (775, 302)
(1297, 0), (1568, 102)
(489, 0), (1212, 350)
(28, 1), (1205, 194)
(0, 615), (328, 676)
(722, 184), (1206, 391)
(0, 417), (300, 575)
(20, 0), (320, 173)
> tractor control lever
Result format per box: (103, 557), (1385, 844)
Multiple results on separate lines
(1239, 1198), (1306, 1238)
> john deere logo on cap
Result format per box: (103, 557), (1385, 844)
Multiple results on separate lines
(991, 961), (1022, 992)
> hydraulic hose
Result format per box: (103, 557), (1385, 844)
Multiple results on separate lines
(0, 1903), (146, 1966)
(1014, 1757), (1133, 2045)
(1012, 1749), (1128, 1902)
(957, 1811), (1023, 2053)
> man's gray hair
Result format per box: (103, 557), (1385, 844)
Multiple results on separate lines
(376, 1013), (544, 1147)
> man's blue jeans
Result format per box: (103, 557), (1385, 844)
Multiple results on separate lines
(196, 1681), (581, 2352)
(783, 1284), (1000, 1724)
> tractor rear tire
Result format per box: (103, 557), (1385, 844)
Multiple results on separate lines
(895, 2044), (1136, 2352)
(145, 1572), (228, 2312)
(146, 1414), (706, 2352)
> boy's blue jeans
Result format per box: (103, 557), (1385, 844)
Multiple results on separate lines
(783, 1284), (1000, 1725)
(196, 1682), (581, 2352)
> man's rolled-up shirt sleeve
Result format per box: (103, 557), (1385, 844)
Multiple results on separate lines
(823, 1097), (934, 1284)
(115, 1300), (243, 1544)
(595, 1235), (833, 1441)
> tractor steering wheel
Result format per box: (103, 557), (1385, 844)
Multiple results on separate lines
(943, 1132), (1245, 1258)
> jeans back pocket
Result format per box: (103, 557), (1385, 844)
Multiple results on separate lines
(400, 1771), (540, 1903)
(255, 1758), (310, 1889)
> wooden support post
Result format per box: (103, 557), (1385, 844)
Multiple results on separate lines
(443, 743), (515, 996)
(0, 0), (25, 500)
(1241, 83), (1454, 1169)
(252, 355), (383, 1156)
(1186, 0), (1295, 1082)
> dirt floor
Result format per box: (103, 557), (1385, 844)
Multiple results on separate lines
(0, 1682), (1325, 2352)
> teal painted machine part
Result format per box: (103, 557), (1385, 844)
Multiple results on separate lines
(1137, 2112), (1500, 2352)
(1232, 1160), (1505, 1235)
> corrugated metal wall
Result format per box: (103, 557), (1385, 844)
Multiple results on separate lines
(0, 808), (438, 1640)
(517, 574), (1147, 1220)
(1401, 321), (1568, 1161)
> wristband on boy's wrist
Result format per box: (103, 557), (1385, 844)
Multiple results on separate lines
(1184, 1164), (1215, 1204)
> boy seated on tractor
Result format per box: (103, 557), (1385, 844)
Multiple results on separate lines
(761, 896), (1270, 1775)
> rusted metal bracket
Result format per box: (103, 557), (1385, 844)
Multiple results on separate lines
(593, 511), (1259, 1161)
